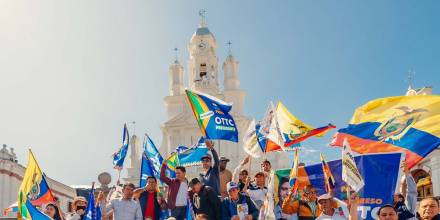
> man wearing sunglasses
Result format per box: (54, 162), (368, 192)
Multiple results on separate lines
(199, 140), (220, 196)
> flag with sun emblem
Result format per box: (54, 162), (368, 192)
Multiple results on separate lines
(18, 150), (55, 220)
(332, 95), (440, 168)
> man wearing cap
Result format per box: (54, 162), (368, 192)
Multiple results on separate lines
(66, 197), (88, 220)
(188, 178), (221, 220)
(318, 193), (359, 220)
(199, 140), (221, 196)
(246, 171), (267, 209)
(221, 182), (259, 220)
(282, 185), (338, 220)
(219, 156), (233, 199)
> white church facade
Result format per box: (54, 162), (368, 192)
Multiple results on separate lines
(159, 17), (291, 176)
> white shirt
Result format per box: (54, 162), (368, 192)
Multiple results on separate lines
(175, 181), (188, 206)
(106, 198), (142, 220)
(247, 186), (267, 208)
(316, 208), (347, 220)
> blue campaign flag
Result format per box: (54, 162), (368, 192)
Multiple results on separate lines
(139, 152), (157, 188)
(177, 137), (209, 167)
(113, 124), (129, 170)
(84, 184), (101, 220)
(186, 198), (195, 220)
(144, 134), (176, 178)
(175, 146), (189, 154)
(186, 89), (238, 142)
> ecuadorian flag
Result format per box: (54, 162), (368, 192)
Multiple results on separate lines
(276, 102), (335, 148)
(186, 89), (238, 142)
(332, 95), (440, 168)
(18, 150), (54, 220)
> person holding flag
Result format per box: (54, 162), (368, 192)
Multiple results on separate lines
(199, 139), (221, 196)
(43, 203), (63, 220)
(160, 159), (188, 220)
(83, 183), (101, 220)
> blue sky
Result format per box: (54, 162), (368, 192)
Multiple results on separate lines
(0, 1), (439, 185)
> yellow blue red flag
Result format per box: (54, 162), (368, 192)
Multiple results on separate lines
(320, 153), (335, 192)
(18, 150), (54, 220)
(332, 95), (440, 168)
(275, 102), (335, 147)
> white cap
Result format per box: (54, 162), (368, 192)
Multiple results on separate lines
(317, 193), (332, 201)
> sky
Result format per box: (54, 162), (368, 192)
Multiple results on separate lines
(0, 0), (439, 186)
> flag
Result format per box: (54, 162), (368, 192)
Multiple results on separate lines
(242, 120), (263, 158)
(177, 137), (209, 167)
(259, 171), (276, 220)
(18, 150), (55, 220)
(165, 153), (179, 177)
(3, 202), (18, 216)
(186, 198), (195, 220)
(143, 134), (176, 178)
(185, 89), (238, 142)
(275, 102), (335, 147)
(30, 174), (56, 206)
(113, 124), (130, 170)
(274, 153), (402, 220)
(24, 200), (52, 220)
(342, 139), (364, 192)
(139, 152), (157, 188)
(175, 146), (189, 154)
(263, 102), (285, 152)
(84, 185), (101, 220)
(320, 153), (335, 192)
(289, 150), (299, 193)
(331, 95), (440, 168)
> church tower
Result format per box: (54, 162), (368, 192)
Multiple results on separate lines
(223, 45), (245, 115)
(187, 11), (219, 95)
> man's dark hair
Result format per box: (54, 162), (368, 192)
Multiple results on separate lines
(240, 169), (248, 175)
(123, 182), (135, 190)
(189, 178), (201, 188)
(377, 204), (398, 215)
(176, 166), (186, 173)
(394, 193), (405, 203)
(147, 176), (157, 182)
(261, 160), (271, 165)
(421, 196), (440, 207)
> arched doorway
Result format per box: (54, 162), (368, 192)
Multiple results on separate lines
(412, 169), (433, 198)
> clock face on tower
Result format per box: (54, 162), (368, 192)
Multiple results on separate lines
(198, 42), (207, 50)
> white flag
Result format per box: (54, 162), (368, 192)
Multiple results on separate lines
(243, 119), (262, 158)
(266, 102), (285, 148)
(342, 139), (365, 192)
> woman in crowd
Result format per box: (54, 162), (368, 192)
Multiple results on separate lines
(44, 203), (63, 220)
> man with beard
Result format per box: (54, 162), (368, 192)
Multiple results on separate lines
(188, 178), (221, 220)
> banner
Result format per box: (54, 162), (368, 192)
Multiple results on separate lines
(186, 89), (238, 142)
(275, 153), (402, 220)
(342, 139), (364, 192)
(177, 138), (209, 167)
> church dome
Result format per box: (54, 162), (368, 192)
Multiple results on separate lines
(196, 27), (211, 36)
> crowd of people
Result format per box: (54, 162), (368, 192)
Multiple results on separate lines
(46, 140), (439, 220)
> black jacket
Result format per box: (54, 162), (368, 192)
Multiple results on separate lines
(189, 185), (221, 220)
(139, 191), (161, 220)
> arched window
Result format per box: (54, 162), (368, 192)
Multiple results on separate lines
(200, 63), (207, 78)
